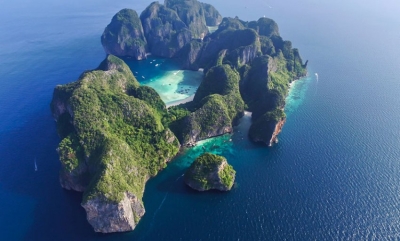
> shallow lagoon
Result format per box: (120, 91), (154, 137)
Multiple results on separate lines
(124, 57), (203, 106)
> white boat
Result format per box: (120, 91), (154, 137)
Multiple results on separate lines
(34, 158), (38, 171)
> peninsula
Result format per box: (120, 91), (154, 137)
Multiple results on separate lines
(51, 0), (307, 233)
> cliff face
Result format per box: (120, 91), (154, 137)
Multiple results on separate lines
(248, 109), (286, 146)
(140, 2), (192, 58)
(184, 153), (235, 191)
(101, 9), (147, 60)
(81, 192), (145, 233)
(201, 3), (222, 26)
(248, 17), (280, 38)
(51, 55), (180, 233)
(165, 0), (209, 39)
(268, 117), (286, 146)
(179, 40), (203, 70)
(58, 155), (89, 192)
(179, 20), (261, 70)
(240, 36), (306, 145)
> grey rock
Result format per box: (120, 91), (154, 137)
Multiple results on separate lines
(140, 2), (192, 58)
(101, 9), (148, 60)
(81, 192), (145, 233)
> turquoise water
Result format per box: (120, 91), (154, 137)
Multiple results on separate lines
(2, 0), (400, 240)
(124, 57), (203, 106)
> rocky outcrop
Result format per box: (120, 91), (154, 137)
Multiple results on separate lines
(51, 55), (180, 233)
(178, 96), (233, 145)
(165, 0), (209, 39)
(248, 17), (280, 38)
(179, 39), (204, 70)
(101, 9), (148, 60)
(175, 65), (244, 145)
(248, 109), (286, 146)
(140, 2), (192, 58)
(268, 117), (286, 146)
(59, 158), (89, 192)
(201, 3), (222, 26)
(180, 27), (261, 70)
(81, 192), (145, 233)
(184, 153), (235, 191)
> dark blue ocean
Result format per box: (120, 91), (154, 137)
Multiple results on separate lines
(2, 0), (400, 240)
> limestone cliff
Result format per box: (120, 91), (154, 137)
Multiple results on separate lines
(101, 9), (147, 60)
(140, 2), (192, 57)
(81, 192), (145, 233)
(269, 117), (286, 146)
(177, 96), (234, 145)
(165, 0), (209, 39)
(179, 20), (261, 70)
(173, 65), (244, 145)
(184, 153), (235, 191)
(248, 109), (286, 146)
(248, 17), (280, 38)
(201, 2), (222, 26)
(51, 55), (180, 233)
(240, 48), (306, 145)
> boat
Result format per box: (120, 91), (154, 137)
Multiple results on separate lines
(34, 158), (38, 171)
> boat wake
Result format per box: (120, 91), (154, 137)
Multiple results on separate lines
(150, 174), (184, 225)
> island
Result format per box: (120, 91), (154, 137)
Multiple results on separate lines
(184, 153), (235, 191)
(51, 0), (307, 233)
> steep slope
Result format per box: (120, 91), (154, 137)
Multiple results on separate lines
(51, 55), (179, 233)
(165, 0), (209, 39)
(101, 9), (148, 60)
(172, 64), (244, 145)
(185, 153), (235, 191)
(140, 2), (192, 58)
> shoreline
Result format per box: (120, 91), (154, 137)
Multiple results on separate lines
(166, 94), (195, 108)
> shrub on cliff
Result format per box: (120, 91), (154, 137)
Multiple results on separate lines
(184, 153), (236, 191)
(51, 55), (180, 232)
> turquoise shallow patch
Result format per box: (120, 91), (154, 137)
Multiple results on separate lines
(285, 73), (313, 115)
(124, 57), (203, 106)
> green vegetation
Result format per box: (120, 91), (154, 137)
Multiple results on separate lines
(171, 65), (244, 144)
(162, 105), (191, 127)
(129, 86), (166, 113)
(51, 55), (179, 204)
(184, 153), (235, 191)
(248, 17), (280, 38)
(194, 64), (240, 102)
(219, 163), (236, 189)
(52, 1), (308, 233)
(58, 134), (84, 173)
(170, 11), (307, 145)
(212, 17), (246, 34)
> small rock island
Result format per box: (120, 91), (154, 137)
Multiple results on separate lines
(184, 153), (236, 191)
(51, 0), (307, 234)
